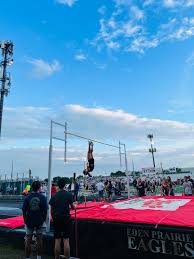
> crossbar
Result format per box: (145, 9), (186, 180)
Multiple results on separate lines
(65, 131), (120, 149)
(52, 120), (66, 128)
(53, 136), (65, 142)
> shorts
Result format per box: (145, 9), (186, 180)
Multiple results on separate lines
(53, 217), (72, 239)
(25, 224), (45, 236)
(88, 158), (94, 172)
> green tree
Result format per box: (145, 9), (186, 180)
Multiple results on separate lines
(53, 176), (71, 185)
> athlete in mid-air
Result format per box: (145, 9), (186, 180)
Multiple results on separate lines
(83, 141), (94, 177)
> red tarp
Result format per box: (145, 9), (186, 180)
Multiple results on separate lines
(0, 202), (101, 229)
(72, 196), (194, 228)
(1, 196), (194, 229)
(0, 216), (24, 229)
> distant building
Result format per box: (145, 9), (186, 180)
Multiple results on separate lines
(142, 167), (162, 176)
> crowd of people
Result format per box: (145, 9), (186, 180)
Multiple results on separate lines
(133, 175), (194, 197)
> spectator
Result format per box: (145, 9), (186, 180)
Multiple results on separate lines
(160, 179), (169, 196)
(107, 180), (113, 202)
(183, 177), (193, 196)
(136, 178), (146, 197)
(167, 176), (175, 196)
(150, 181), (156, 196)
(49, 178), (77, 259)
(68, 179), (79, 201)
(104, 179), (109, 199)
(188, 176), (194, 188)
(22, 188), (29, 196)
(51, 183), (57, 197)
(96, 180), (104, 201)
(22, 181), (47, 259)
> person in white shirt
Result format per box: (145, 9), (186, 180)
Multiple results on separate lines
(183, 177), (193, 196)
(96, 180), (104, 201)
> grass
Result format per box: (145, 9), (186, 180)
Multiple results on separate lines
(0, 243), (53, 259)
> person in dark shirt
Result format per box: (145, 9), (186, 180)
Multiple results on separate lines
(160, 179), (169, 196)
(107, 180), (113, 202)
(136, 178), (146, 197)
(68, 179), (79, 201)
(49, 178), (77, 259)
(22, 181), (48, 259)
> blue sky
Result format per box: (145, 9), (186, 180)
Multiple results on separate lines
(1, 0), (194, 178)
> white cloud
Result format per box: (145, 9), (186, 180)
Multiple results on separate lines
(187, 0), (194, 6)
(163, 0), (194, 7)
(143, 0), (154, 6)
(65, 104), (191, 134)
(27, 58), (62, 79)
(163, 0), (179, 7)
(130, 6), (144, 20)
(94, 0), (194, 54)
(56, 0), (77, 7)
(98, 5), (107, 15)
(127, 37), (159, 53)
(74, 53), (87, 61)
(3, 104), (194, 141)
(2, 104), (194, 177)
(114, 0), (131, 5)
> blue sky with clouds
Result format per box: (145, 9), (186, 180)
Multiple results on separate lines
(1, 0), (194, 178)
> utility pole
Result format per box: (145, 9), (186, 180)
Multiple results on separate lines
(147, 134), (156, 169)
(0, 41), (14, 138)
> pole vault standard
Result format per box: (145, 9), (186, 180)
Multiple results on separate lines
(46, 120), (129, 232)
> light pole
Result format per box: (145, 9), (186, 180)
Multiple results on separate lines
(0, 41), (14, 138)
(147, 134), (156, 169)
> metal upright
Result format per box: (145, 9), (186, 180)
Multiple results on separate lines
(147, 134), (156, 169)
(47, 120), (67, 232)
(119, 142), (129, 198)
(46, 120), (53, 232)
(46, 120), (129, 231)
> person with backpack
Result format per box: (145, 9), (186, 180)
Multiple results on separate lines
(22, 181), (48, 259)
(49, 178), (77, 259)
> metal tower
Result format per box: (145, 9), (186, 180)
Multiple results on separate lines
(0, 40), (14, 137)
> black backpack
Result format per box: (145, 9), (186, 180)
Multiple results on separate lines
(26, 194), (44, 228)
